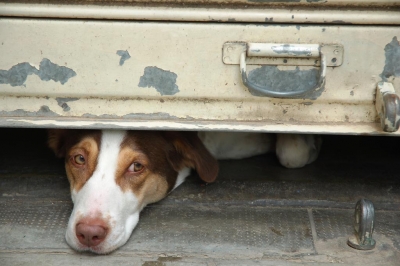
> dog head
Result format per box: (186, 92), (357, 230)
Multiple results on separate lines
(48, 129), (218, 254)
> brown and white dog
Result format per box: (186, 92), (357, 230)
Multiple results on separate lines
(48, 130), (321, 254)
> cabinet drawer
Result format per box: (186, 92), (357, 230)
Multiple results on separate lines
(0, 17), (399, 134)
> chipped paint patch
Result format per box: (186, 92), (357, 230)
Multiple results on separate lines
(0, 58), (76, 87)
(380, 37), (400, 82)
(0, 105), (59, 117)
(138, 66), (179, 95)
(248, 66), (322, 99)
(56, 97), (79, 112)
(116, 50), (131, 66)
(0, 62), (37, 87)
(37, 59), (76, 84)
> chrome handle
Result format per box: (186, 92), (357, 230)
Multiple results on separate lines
(240, 43), (327, 98)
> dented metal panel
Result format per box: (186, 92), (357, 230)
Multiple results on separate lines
(0, 18), (399, 133)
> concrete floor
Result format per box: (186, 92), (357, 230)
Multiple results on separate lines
(1, 129), (400, 265)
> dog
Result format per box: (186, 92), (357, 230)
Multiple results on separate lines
(48, 130), (321, 254)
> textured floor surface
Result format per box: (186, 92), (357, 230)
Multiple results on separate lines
(1, 129), (400, 265)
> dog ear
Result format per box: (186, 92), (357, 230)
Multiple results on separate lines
(164, 131), (219, 183)
(48, 129), (68, 158)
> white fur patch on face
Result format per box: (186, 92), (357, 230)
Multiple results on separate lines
(172, 167), (191, 191)
(66, 130), (140, 254)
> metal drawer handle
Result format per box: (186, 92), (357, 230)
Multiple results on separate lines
(375, 82), (400, 132)
(240, 43), (327, 98)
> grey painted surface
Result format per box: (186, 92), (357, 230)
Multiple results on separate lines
(37, 58), (77, 84)
(56, 97), (79, 112)
(381, 36), (400, 81)
(0, 58), (76, 87)
(116, 50), (131, 66)
(247, 66), (320, 99)
(0, 106), (59, 117)
(0, 62), (37, 87)
(138, 66), (179, 95)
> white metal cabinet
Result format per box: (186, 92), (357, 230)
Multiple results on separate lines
(0, 1), (399, 134)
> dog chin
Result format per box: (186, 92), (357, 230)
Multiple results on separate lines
(65, 213), (140, 254)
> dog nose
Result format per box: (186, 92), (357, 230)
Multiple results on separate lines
(76, 220), (108, 247)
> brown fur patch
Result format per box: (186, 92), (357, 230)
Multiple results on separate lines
(116, 131), (177, 206)
(66, 137), (100, 192)
(163, 131), (219, 183)
(48, 129), (101, 192)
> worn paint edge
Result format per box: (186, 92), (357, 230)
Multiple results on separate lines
(0, 118), (394, 136)
(1, 4), (400, 25)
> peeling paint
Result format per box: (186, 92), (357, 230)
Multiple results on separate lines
(116, 50), (131, 66)
(380, 37), (400, 82)
(138, 66), (179, 96)
(38, 59), (76, 84)
(0, 58), (76, 87)
(56, 97), (79, 112)
(0, 63), (37, 87)
(248, 66), (322, 99)
(0, 105), (59, 117)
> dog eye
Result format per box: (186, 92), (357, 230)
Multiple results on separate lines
(128, 162), (144, 173)
(74, 154), (86, 165)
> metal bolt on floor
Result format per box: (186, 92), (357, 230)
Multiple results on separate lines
(347, 199), (376, 250)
